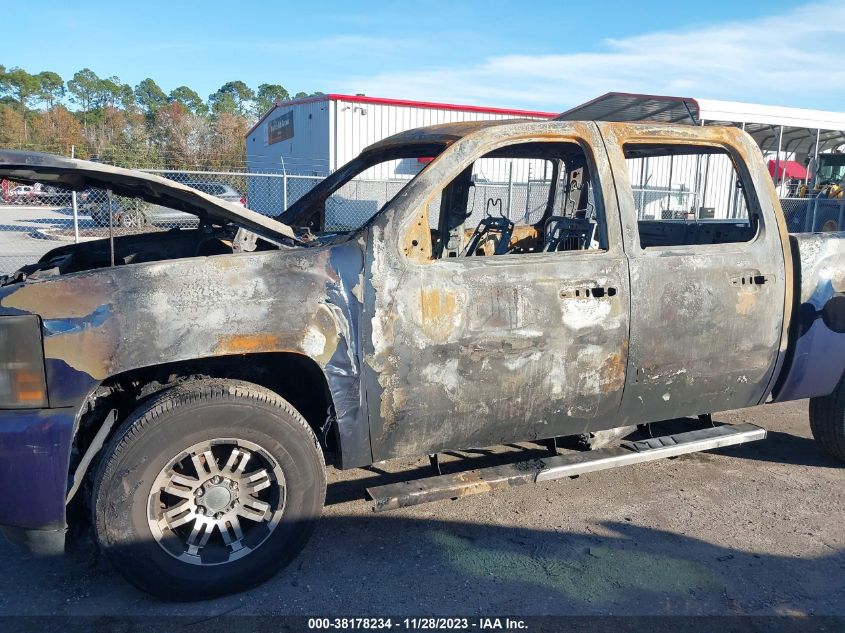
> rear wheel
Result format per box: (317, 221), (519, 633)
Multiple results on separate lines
(117, 210), (144, 227)
(809, 376), (845, 461)
(92, 379), (326, 600)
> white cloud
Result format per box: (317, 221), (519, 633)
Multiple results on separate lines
(336, 2), (845, 111)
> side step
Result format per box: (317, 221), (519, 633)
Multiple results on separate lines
(367, 423), (765, 512)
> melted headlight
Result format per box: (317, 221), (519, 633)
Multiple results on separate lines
(0, 315), (48, 408)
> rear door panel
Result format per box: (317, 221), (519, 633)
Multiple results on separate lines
(597, 122), (788, 424)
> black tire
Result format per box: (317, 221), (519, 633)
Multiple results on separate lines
(809, 376), (845, 461)
(92, 379), (326, 600)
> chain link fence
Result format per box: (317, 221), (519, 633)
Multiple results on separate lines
(780, 196), (845, 233)
(1, 170), (283, 274)
(2, 167), (843, 275)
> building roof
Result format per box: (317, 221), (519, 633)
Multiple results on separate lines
(557, 92), (845, 154)
(365, 119), (524, 153)
(246, 94), (557, 138)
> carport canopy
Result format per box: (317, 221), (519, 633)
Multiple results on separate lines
(557, 92), (845, 156)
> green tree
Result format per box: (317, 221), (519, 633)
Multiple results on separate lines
(67, 68), (101, 113)
(0, 68), (41, 141)
(134, 77), (168, 115)
(255, 83), (289, 116)
(208, 80), (254, 117)
(36, 71), (65, 108)
(169, 85), (207, 116)
(0, 67), (40, 112)
(97, 76), (130, 109)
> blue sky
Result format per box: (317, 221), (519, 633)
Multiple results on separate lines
(3, 0), (844, 112)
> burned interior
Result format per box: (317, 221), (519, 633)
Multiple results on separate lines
(414, 141), (606, 260)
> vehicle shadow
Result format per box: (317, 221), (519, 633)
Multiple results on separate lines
(8, 217), (81, 227)
(0, 217), (92, 233)
(712, 429), (843, 468)
(0, 514), (841, 617)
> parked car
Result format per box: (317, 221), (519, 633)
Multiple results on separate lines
(6, 184), (36, 204)
(89, 180), (245, 227)
(1, 121), (845, 601)
(4, 183), (77, 206)
(30, 184), (75, 207)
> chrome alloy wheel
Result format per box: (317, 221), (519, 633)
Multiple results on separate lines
(148, 438), (286, 565)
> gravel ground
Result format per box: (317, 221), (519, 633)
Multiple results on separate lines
(0, 399), (842, 616)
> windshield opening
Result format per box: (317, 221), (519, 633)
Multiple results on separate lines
(278, 143), (447, 236)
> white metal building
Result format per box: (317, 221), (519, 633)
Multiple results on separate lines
(245, 94), (555, 178)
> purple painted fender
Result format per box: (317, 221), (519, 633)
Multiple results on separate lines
(0, 407), (75, 530)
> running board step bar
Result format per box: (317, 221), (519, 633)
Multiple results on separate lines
(367, 423), (765, 512)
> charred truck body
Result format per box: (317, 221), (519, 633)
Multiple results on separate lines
(1, 120), (844, 599)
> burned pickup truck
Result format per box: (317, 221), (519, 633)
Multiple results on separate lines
(1, 120), (844, 600)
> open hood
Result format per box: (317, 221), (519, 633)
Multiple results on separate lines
(0, 150), (298, 243)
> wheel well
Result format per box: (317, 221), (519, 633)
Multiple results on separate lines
(68, 353), (336, 512)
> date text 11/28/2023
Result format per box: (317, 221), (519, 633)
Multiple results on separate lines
(307, 617), (528, 630)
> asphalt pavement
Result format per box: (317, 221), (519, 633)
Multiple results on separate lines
(0, 399), (841, 616)
(0, 204), (91, 274)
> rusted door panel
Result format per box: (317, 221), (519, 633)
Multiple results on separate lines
(597, 123), (787, 424)
(361, 122), (631, 462)
(367, 253), (630, 459)
(621, 250), (784, 422)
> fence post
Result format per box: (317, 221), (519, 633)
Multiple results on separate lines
(506, 162), (514, 219)
(283, 174), (288, 211)
(665, 155), (674, 217)
(807, 195), (819, 232)
(70, 145), (80, 243)
(524, 165), (532, 222)
(638, 158), (647, 218)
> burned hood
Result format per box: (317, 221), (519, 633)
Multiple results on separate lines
(0, 150), (298, 242)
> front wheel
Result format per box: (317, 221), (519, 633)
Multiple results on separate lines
(92, 379), (326, 600)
